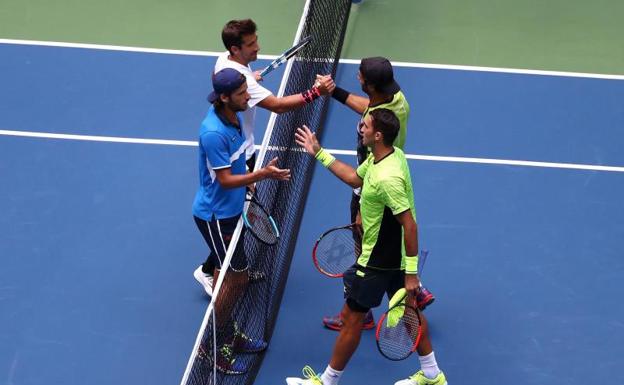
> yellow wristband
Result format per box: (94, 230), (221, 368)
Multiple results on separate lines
(405, 255), (419, 274)
(314, 148), (336, 168)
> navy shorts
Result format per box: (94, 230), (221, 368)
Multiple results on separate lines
(342, 264), (404, 312)
(194, 214), (248, 272)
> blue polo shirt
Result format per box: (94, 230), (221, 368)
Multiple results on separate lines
(192, 105), (253, 220)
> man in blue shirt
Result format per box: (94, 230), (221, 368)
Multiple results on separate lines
(192, 68), (291, 374)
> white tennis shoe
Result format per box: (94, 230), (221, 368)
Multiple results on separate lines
(193, 265), (213, 296)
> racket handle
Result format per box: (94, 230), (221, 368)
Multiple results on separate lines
(418, 249), (429, 276)
(260, 66), (272, 78)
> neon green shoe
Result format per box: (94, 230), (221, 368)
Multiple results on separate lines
(394, 370), (447, 385)
(285, 365), (323, 385)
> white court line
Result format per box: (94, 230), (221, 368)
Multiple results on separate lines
(2, 38), (624, 80)
(0, 129), (197, 147)
(0, 38), (278, 60)
(2, 129), (623, 173)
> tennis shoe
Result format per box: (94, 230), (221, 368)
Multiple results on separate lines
(197, 344), (247, 375)
(193, 265), (213, 296)
(286, 365), (323, 385)
(216, 345), (248, 375)
(322, 309), (375, 331)
(394, 370), (447, 385)
(417, 286), (435, 310)
(231, 324), (267, 353)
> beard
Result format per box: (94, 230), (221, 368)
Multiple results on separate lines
(229, 100), (249, 112)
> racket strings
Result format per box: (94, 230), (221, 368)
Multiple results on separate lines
(315, 227), (361, 276)
(246, 203), (278, 244)
(377, 306), (421, 361)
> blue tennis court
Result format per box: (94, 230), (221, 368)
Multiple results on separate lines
(2, 35), (624, 385)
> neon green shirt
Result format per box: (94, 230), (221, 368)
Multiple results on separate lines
(355, 147), (416, 270)
(356, 90), (410, 165)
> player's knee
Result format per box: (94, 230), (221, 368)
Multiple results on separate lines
(342, 299), (368, 328)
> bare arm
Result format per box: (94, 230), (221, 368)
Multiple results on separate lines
(257, 94), (306, 114)
(344, 93), (369, 114)
(294, 125), (362, 188)
(395, 209), (418, 257)
(257, 75), (335, 114)
(395, 209), (421, 299)
(327, 158), (363, 188)
(215, 157), (290, 189)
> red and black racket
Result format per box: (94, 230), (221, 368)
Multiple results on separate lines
(312, 223), (362, 278)
(375, 292), (422, 361)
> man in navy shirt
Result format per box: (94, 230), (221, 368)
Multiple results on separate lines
(192, 68), (290, 374)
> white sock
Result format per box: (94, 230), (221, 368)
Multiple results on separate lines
(320, 365), (343, 385)
(418, 352), (441, 379)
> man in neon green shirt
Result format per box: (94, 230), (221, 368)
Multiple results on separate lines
(323, 57), (435, 331)
(287, 109), (447, 385)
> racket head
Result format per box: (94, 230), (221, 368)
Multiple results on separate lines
(242, 198), (279, 245)
(375, 300), (422, 361)
(260, 36), (312, 77)
(312, 223), (362, 278)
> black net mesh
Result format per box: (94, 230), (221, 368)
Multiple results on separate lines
(183, 0), (352, 384)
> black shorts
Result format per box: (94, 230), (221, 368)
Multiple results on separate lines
(342, 264), (404, 312)
(194, 214), (248, 272)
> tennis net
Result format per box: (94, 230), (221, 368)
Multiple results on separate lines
(181, 0), (352, 384)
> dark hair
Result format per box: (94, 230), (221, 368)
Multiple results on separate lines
(212, 97), (225, 109)
(370, 108), (400, 146)
(222, 19), (257, 52)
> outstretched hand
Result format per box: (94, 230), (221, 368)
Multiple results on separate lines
(262, 157), (291, 181)
(295, 125), (321, 156)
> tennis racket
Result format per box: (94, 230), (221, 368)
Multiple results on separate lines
(312, 223), (362, 278)
(243, 193), (279, 245)
(259, 36), (312, 78)
(375, 290), (422, 361)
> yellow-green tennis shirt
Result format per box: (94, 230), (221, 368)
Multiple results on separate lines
(355, 147), (416, 270)
(356, 90), (410, 165)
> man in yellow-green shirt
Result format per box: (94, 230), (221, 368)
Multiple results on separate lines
(288, 109), (448, 385)
(322, 57), (434, 331)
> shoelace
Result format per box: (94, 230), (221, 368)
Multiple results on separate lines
(302, 366), (322, 385)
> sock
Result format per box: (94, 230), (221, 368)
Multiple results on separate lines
(418, 352), (441, 379)
(320, 365), (343, 385)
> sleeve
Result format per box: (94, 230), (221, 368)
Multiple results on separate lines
(201, 132), (231, 169)
(356, 153), (374, 179)
(244, 73), (272, 108)
(379, 175), (411, 215)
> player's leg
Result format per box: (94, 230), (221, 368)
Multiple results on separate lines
(393, 306), (447, 384)
(193, 216), (215, 296)
(328, 301), (367, 370)
(207, 216), (266, 374)
(288, 266), (387, 385)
